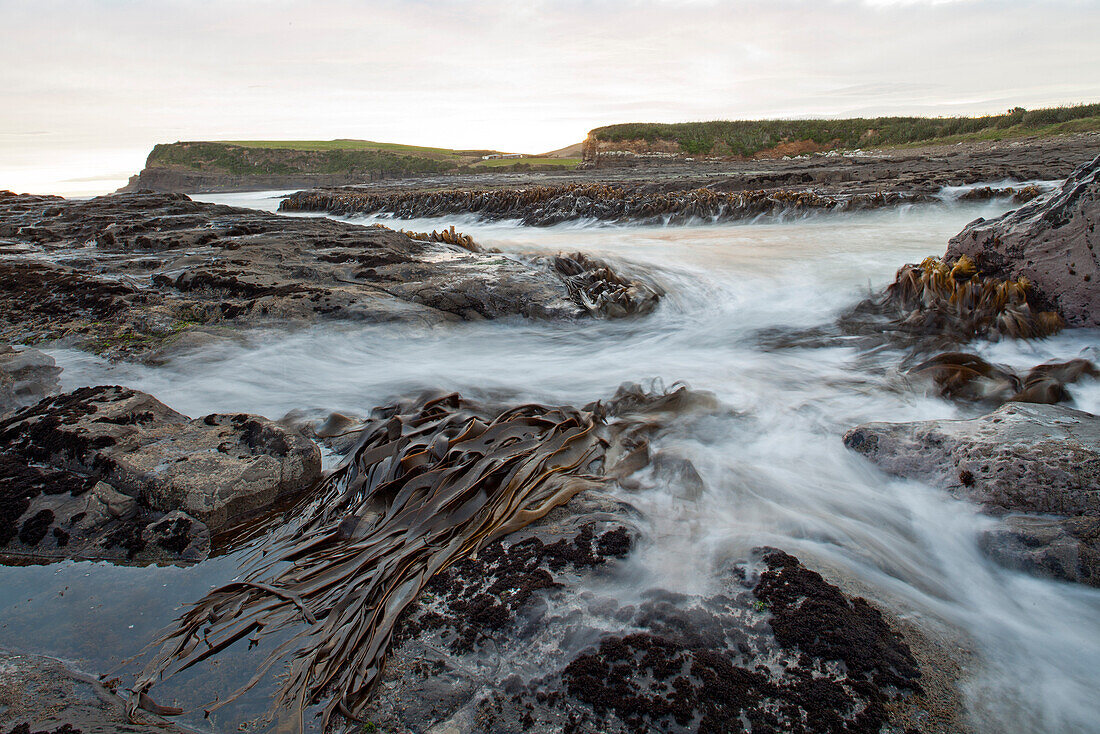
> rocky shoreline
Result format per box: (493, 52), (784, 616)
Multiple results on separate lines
(1, 148), (1099, 733)
(273, 133), (1100, 225)
(0, 191), (658, 361)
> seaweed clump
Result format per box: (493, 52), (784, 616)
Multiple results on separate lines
(130, 385), (684, 729)
(552, 252), (662, 318)
(846, 255), (1064, 344)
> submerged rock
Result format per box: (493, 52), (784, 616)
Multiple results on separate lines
(844, 403), (1100, 585)
(980, 514), (1100, 587)
(946, 153), (1100, 327)
(0, 191), (660, 360)
(0, 650), (181, 734)
(844, 402), (1098, 515)
(0, 346), (61, 416)
(0, 385), (320, 563)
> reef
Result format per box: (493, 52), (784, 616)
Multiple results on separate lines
(281, 182), (929, 226)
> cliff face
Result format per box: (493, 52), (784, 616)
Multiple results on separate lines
(120, 142), (458, 193)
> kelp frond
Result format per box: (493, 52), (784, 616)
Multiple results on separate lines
(880, 256), (1063, 341)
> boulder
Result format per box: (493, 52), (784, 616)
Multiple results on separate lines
(0, 346), (61, 416)
(0, 385), (321, 563)
(845, 403), (1100, 585)
(946, 154), (1100, 326)
(844, 403), (1099, 516)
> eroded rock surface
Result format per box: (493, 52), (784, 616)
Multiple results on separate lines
(946, 153), (1100, 326)
(844, 403), (1099, 516)
(0, 385), (320, 563)
(845, 403), (1100, 585)
(0, 191), (659, 359)
(0, 346), (61, 416)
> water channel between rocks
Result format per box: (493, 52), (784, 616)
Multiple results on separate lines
(3, 191), (1098, 733)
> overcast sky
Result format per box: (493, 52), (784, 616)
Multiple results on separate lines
(2, 0), (1099, 193)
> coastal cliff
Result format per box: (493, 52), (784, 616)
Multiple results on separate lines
(119, 141), (463, 193)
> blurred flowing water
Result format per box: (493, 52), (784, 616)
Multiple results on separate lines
(2, 191), (1098, 732)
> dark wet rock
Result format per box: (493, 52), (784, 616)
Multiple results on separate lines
(0, 650), (180, 734)
(980, 514), (1100, 587)
(0, 346), (62, 416)
(0, 385), (319, 563)
(844, 402), (1099, 516)
(0, 191), (659, 360)
(946, 153), (1100, 327)
(368, 545), (923, 734)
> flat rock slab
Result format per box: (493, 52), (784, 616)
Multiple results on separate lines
(946, 153), (1100, 326)
(0, 385), (320, 563)
(0, 191), (655, 359)
(844, 403), (1099, 516)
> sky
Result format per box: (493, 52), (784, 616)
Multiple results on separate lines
(2, 0), (1099, 195)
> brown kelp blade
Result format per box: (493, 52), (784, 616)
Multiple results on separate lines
(846, 255), (1064, 345)
(130, 385), (697, 730)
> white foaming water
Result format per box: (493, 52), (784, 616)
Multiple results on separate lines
(8, 194), (1099, 732)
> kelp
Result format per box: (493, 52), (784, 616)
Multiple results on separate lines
(551, 252), (663, 318)
(907, 352), (1098, 405)
(850, 255), (1064, 344)
(129, 384), (699, 730)
(397, 224), (484, 253)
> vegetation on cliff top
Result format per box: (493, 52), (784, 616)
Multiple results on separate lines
(144, 140), (582, 177)
(146, 141), (461, 177)
(590, 103), (1100, 156)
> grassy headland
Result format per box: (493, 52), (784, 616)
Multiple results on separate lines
(589, 103), (1100, 157)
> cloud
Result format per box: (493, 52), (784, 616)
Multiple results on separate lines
(1, 0), (1098, 189)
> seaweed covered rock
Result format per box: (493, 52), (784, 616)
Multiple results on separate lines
(0, 385), (320, 563)
(946, 153), (1100, 327)
(128, 383), (722, 727)
(280, 182), (927, 226)
(0, 192), (661, 359)
(0, 346), (61, 416)
(842, 255), (1064, 346)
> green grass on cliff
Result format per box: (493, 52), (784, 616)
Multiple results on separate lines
(590, 103), (1100, 157)
(146, 141), (464, 177)
(217, 139), (490, 161)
